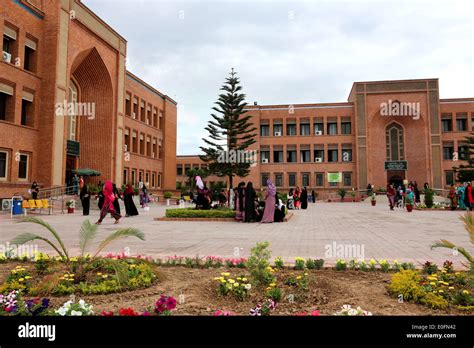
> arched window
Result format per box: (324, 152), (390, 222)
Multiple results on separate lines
(385, 123), (405, 161)
(68, 81), (78, 141)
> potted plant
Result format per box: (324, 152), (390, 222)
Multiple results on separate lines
(337, 188), (347, 202)
(350, 190), (356, 202)
(405, 196), (414, 212)
(66, 199), (75, 214)
(164, 192), (173, 206)
(371, 192), (377, 206)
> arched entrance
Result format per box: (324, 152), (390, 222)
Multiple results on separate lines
(385, 122), (406, 186)
(68, 48), (114, 184)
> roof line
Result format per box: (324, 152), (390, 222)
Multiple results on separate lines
(126, 71), (177, 105)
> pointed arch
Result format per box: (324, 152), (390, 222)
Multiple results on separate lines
(385, 122), (405, 161)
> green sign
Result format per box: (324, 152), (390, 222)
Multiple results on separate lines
(67, 140), (80, 156)
(385, 161), (407, 171)
(327, 172), (342, 183)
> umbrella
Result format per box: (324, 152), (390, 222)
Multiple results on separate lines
(72, 168), (102, 177)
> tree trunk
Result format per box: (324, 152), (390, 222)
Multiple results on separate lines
(228, 174), (233, 207)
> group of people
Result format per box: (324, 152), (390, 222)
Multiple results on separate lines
(447, 182), (474, 211)
(286, 187), (311, 210)
(234, 179), (286, 223)
(385, 181), (422, 210)
(79, 180), (146, 224)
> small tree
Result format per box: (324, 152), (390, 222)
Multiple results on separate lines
(337, 188), (347, 201)
(200, 69), (257, 192)
(246, 241), (273, 286)
(424, 188), (434, 208)
(454, 133), (474, 183)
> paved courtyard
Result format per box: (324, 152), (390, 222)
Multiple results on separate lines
(0, 198), (472, 268)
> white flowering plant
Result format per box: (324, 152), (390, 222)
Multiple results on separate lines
(334, 304), (372, 316)
(55, 299), (94, 316)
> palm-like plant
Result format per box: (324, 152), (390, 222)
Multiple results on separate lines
(432, 212), (474, 272)
(12, 217), (145, 281)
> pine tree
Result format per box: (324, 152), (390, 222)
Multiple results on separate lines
(200, 69), (257, 191)
(454, 133), (474, 183)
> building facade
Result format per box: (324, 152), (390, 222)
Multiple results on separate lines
(0, 0), (177, 197)
(183, 78), (472, 196)
(176, 155), (226, 191)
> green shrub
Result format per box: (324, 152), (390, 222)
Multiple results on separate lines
(266, 286), (282, 302)
(314, 259), (324, 270)
(274, 257), (284, 269)
(424, 188), (434, 208)
(420, 292), (449, 309)
(305, 258), (316, 270)
(165, 209), (235, 218)
(337, 188), (347, 200)
(164, 192), (173, 199)
(388, 270), (427, 302)
(294, 257), (305, 270)
(422, 261), (438, 275)
(246, 241), (273, 286)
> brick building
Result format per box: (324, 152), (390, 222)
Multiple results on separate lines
(0, 0), (176, 198)
(176, 155), (226, 191)
(184, 78), (472, 196)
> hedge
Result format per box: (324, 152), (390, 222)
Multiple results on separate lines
(165, 208), (236, 219)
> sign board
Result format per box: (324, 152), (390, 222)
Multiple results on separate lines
(384, 161), (407, 171)
(66, 140), (80, 156)
(327, 172), (342, 183)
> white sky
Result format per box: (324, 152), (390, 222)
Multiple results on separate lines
(84, 0), (474, 155)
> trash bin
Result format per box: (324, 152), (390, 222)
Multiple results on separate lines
(12, 197), (23, 216)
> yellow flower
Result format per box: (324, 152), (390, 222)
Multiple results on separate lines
(18, 278), (24, 282)
(266, 287), (271, 291)
(97, 272), (103, 276)
(102, 275), (108, 279)
(429, 282), (436, 286)
(214, 277), (220, 281)
(220, 279), (226, 283)
(296, 276), (302, 280)
(438, 290), (444, 293)
(269, 283), (276, 287)
(304, 273), (308, 276)
(242, 278), (248, 282)
(463, 290), (469, 295)
(449, 287), (454, 290)
(234, 283), (239, 287)
(237, 277), (242, 281)
(221, 272), (230, 277)
(25, 276), (32, 280)
(228, 279), (235, 284)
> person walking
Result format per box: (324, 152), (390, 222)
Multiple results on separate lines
(112, 184), (122, 215)
(386, 183), (396, 210)
(235, 182), (245, 221)
(466, 182), (473, 211)
(457, 183), (467, 210)
(300, 187), (308, 209)
(294, 186), (301, 209)
(447, 185), (458, 211)
(413, 181), (421, 206)
(311, 189), (316, 203)
(80, 184), (90, 216)
(124, 183), (139, 217)
(95, 181), (121, 225)
(261, 179), (276, 223)
(244, 182), (256, 222)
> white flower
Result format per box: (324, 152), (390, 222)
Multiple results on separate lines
(78, 299), (86, 308)
(70, 310), (83, 316)
(55, 307), (67, 316)
(244, 284), (252, 290)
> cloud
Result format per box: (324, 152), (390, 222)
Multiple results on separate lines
(83, 0), (474, 154)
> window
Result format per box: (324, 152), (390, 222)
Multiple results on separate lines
(314, 149), (324, 162)
(177, 165), (183, 176)
(385, 123), (405, 161)
(441, 114), (452, 132)
(314, 122), (324, 135)
(260, 124), (269, 136)
(327, 122), (337, 135)
(341, 121), (351, 135)
(443, 143), (454, 160)
(456, 113), (467, 132)
(288, 173), (296, 187)
(145, 172), (150, 186)
(273, 123), (283, 136)
(343, 172), (352, 187)
(0, 91), (12, 121)
(139, 134), (145, 155)
(261, 173), (269, 187)
(328, 149), (338, 162)
(275, 173), (283, 187)
(68, 81), (78, 140)
(0, 150), (8, 180)
(123, 168), (129, 186)
(131, 170), (136, 185)
(342, 147), (352, 162)
(21, 99), (33, 127)
(329, 181), (338, 187)
(125, 93), (131, 116)
(18, 153), (29, 180)
(287, 123), (296, 136)
(24, 37), (37, 73)
(300, 122), (310, 135)
(445, 171), (454, 186)
(300, 149), (311, 163)
(287, 149), (297, 163)
(140, 101), (146, 122)
(132, 99), (138, 119)
(132, 132), (138, 153)
(302, 173), (310, 187)
(159, 111), (164, 130)
(459, 144), (469, 161)
(146, 137), (151, 157)
(3, 35), (11, 54)
(3, 28), (18, 63)
(158, 173), (162, 188)
(273, 150), (284, 163)
(315, 173), (324, 187)
(260, 151), (270, 163)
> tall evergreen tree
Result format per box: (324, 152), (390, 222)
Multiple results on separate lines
(200, 69), (257, 191)
(454, 133), (474, 183)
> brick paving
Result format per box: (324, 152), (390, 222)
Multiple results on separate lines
(0, 198), (471, 268)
